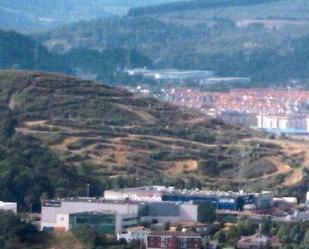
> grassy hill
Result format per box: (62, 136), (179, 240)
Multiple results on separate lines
(1, 70), (308, 196)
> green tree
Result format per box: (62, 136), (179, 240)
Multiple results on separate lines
(304, 229), (309, 244)
(0, 211), (47, 249)
(261, 218), (272, 236)
(214, 230), (226, 244)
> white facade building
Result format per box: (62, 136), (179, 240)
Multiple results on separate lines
(257, 114), (309, 132)
(41, 198), (139, 233)
(0, 201), (17, 213)
(117, 226), (149, 242)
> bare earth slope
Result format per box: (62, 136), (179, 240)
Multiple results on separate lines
(0, 70), (308, 190)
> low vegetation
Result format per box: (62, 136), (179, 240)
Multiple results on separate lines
(0, 70), (305, 201)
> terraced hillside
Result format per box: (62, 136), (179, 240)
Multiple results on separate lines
(1, 70), (308, 191)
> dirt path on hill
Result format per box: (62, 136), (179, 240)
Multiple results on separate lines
(244, 138), (309, 186)
(284, 149), (309, 186)
(50, 136), (82, 152)
(8, 93), (17, 110)
(24, 120), (48, 126)
(268, 156), (292, 175)
(165, 160), (198, 176)
(18, 119), (308, 185)
(116, 104), (157, 124)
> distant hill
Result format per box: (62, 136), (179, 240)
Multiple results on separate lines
(0, 30), (152, 83)
(38, 0), (309, 86)
(128, 0), (284, 16)
(0, 0), (179, 32)
(0, 70), (307, 195)
(0, 30), (69, 72)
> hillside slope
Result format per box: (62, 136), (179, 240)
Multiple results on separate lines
(1, 70), (308, 192)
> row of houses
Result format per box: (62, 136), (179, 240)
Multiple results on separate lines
(256, 114), (309, 133)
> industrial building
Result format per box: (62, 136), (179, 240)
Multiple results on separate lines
(104, 186), (272, 211)
(41, 197), (200, 233)
(205, 77), (251, 85)
(125, 69), (214, 82)
(139, 202), (199, 223)
(55, 211), (116, 233)
(41, 198), (139, 233)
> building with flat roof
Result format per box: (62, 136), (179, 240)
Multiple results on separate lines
(125, 69), (214, 82)
(41, 198), (139, 234)
(205, 77), (251, 85)
(41, 197), (200, 233)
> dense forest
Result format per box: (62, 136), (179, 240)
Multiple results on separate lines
(0, 30), (152, 84)
(37, 0), (309, 88)
(4, 7), (309, 89)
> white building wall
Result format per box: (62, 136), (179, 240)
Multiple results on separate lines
(41, 200), (139, 232)
(117, 230), (148, 242)
(56, 214), (70, 231)
(306, 118), (309, 132)
(278, 118), (288, 129)
(257, 116), (263, 128)
(179, 203), (198, 221)
(0, 202), (17, 213)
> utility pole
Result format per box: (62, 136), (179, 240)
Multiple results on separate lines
(239, 145), (245, 192)
(86, 183), (90, 197)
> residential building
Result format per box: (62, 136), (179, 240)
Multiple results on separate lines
(117, 226), (149, 242)
(257, 114), (309, 132)
(146, 231), (202, 249)
(237, 233), (281, 249)
(169, 220), (208, 233)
